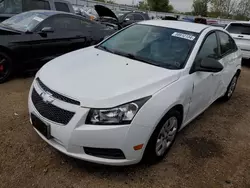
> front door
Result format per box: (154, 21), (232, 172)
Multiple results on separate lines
(186, 32), (222, 121)
(29, 15), (88, 68)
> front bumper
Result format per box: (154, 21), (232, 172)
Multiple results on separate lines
(28, 80), (152, 166)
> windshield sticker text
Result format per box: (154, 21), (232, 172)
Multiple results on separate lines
(33, 16), (44, 22)
(172, 32), (196, 41)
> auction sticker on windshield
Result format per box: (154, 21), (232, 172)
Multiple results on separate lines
(172, 32), (196, 41)
(33, 16), (44, 22)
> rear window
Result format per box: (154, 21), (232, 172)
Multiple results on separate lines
(226, 23), (250, 35)
(55, 2), (70, 12)
(23, 0), (50, 11)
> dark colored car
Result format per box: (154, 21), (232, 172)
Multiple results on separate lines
(0, 0), (75, 22)
(94, 5), (150, 29)
(209, 23), (227, 28)
(194, 17), (207, 25)
(0, 10), (115, 83)
(162, 16), (178, 20)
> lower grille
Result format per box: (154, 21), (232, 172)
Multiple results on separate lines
(84, 147), (126, 159)
(32, 88), (75, 125)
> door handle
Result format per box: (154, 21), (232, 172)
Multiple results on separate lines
(238, 35), (244, 38)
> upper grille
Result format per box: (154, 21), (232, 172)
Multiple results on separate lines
(32, 88), (75, 125)
(36, 78), (80, 106)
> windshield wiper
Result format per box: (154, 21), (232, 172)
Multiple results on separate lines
(115, 52), (153, 64)
(96, 45), (114, 54)
(115, 52), (179, 69)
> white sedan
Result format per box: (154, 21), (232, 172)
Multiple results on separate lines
(28, 21), (242, 166)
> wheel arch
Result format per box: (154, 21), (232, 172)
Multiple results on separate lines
(236, 69), (241, 76)
(0, 46), (15, 62)
(144, 103), (184, 149)
(158, 104), (184, 130)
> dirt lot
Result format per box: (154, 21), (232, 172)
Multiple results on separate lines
(1, 67), (250, 188)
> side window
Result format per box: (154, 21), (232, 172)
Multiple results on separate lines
(126, 14), (134, 21)
(40, 16), (91, 31)
(54, 2), (70, 12)
(196, 32), (219, 62)
(23, 0), (50, 11)
(133, 14), (144, 21)
(217, 31), (237, 56)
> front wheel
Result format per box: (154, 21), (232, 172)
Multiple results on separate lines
(143, 110), (181, 164)
(0, 52), (13, 84)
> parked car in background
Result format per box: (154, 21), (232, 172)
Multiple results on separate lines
(0, 10), (116, 83)
(162, 16), (178, 20)
(225, 22), (250, 60)
(73, 6), (98, 21)
(209, 23), (227, 28)
(194, 17), (207, 24)
(94, 5), (150, 29)
(0, 0), (74, 22)
(28, 20), (241, 166)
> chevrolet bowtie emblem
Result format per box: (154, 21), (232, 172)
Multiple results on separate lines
(40, 91), (54, 104)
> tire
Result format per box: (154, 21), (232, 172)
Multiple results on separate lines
(143, 110), (181, 164)
(0, 52), (13, 84)
(221, 73), (239, 101)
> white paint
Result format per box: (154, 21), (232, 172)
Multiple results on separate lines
(28, 21), (242, 166)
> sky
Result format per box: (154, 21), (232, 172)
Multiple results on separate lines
(115, 0), (193, 12)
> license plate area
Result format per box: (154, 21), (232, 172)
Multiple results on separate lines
(31, 113), (51, 139)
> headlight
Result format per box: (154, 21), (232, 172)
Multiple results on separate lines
(86, 96), (151, 125)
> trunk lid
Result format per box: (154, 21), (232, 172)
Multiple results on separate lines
(94, 5), (118, 21)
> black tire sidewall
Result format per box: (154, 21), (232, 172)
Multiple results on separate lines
(142, 110), (181, 164)
(223, 74), (239, 101)
(0, 52), (12, 84)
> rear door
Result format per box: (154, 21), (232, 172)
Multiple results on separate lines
(226, 23), (250, 54)
(215, 31), (241, 98)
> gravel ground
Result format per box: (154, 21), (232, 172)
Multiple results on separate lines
(1, 67), (250, 188)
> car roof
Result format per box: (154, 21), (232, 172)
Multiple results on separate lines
(28, 10), (75, 16)
(139, 20), (208, 33)
(228, 21), (250, 25)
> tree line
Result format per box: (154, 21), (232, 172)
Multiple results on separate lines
(94, 0), (249, 20)
(192, 0), (250, 20)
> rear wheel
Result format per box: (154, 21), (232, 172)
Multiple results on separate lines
(0, 52), (12, 84)
(143, 110), (181, 164)
(222, 74), (239, 101)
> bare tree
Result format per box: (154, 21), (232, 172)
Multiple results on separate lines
(223, 0), (238, 17)
(236, 0), (250, 17)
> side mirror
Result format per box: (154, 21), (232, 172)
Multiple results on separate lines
(191, 57), (223, 73)
(40, 27), (54, 33)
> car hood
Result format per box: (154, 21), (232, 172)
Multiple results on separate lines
(94, 5), (118, 21)
(0, 24), (22, 35)
(38, 47), (181, 108)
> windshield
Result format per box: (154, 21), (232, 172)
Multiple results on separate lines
(0, 0), (22, 14)
(98, 24), (198, 69)
(2, 11), (50, 32)
(227, 23), (250, 35)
